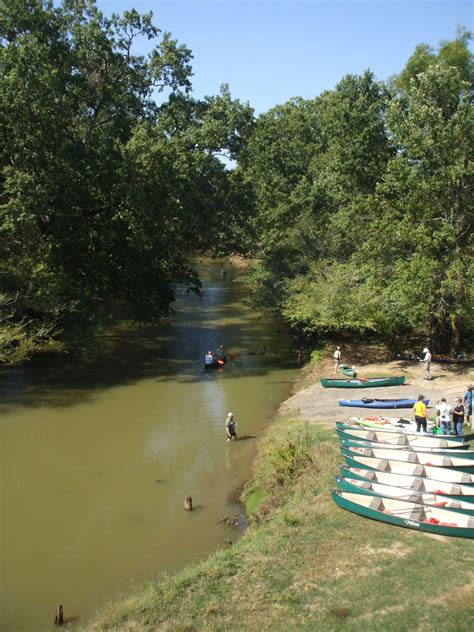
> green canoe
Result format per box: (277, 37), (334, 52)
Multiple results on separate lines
(339, 439), (473, 456)
(335, 476), (474, 516)
(332, 490), (474, 538)
(343, 446), (474, 473)
(340, 364), (357, 378)
(339, 465), (474, 500)
(321, 376), (405, 388)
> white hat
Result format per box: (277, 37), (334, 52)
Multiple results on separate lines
(423, 348), (429, 353)
(227, 412), (233, 417)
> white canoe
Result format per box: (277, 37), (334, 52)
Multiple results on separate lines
(343, 447), (474, 471)
(342, 453), (474, 484)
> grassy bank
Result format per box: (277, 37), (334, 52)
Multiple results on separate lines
(82, 412), (474, 631)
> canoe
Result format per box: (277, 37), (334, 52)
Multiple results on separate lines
(335, 476), (474, 516)
(339, 465), (474, 499)
(340, 439), (472, 455)
(342, 447), (474, 473)
(336, 427), (467, 448)
(340, 364), (357, 377)
(349, 416), (435, 431)
(331, 490), (474, 538)
(336, 422), (467, 442)
(204, 357), (226, 370)
(342, 453), (474, 484)
(321, 376), (405, 388)
(339, 398), (429, 409)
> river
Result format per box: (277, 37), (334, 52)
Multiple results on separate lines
(0, 260), (299, 631)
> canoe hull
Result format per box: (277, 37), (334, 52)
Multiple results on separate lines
(336, 428), (467, 449)
(339, 466), (474, 499)
(339, 439), (473, 456)
(335, 476), (474, 515)
(342, 447), (474, 472)
(321, 376), (405, 388)
(339, 398), (428, 409)
(336, 423), (467, 443)
(342, 453), (474, 484)
(331, 490), (474, 538)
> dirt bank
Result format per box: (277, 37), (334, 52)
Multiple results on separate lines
(280, 346), (474, 427)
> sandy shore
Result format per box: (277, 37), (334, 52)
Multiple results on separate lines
(280, 353), (474, 427)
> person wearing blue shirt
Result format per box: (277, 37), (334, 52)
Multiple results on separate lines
(463, 384), (472, 428)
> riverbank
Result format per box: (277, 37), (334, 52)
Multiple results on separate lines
(81, 347), (474, 631)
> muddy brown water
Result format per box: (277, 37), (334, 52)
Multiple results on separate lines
(0, 260), (299, 631)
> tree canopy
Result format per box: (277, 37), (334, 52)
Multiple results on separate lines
(1, 4), (472, 361)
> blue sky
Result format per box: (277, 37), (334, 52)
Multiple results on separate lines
(97, 1), (473, 113)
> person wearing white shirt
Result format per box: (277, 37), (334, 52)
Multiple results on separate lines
(421, 347), (432, 380)
(436, 397), (452, 435)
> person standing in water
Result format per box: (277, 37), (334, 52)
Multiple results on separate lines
(225, 412), (237, 441)
(205, 351), (214, 366)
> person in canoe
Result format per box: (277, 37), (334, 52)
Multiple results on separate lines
(216, 345), (227, 361)
(225, 412), (237, 442)
(333, 346), (341, 373)
(413, 394), (429, 433)
(205, 351), (214, 366)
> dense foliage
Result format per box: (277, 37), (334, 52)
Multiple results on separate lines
(0, 0), (253, 360)
(238, 31), (474, 353)
(1, 3), (472, 361)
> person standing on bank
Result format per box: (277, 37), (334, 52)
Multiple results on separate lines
(413, 395), (428, 433)
(225, 412), (237, 441)
(436, 397), (452, 435)
(463, 384), (472, 428)
(421, 347), (432, 380)
(333, 346), (341, 373)
(452, 397), (465, 436)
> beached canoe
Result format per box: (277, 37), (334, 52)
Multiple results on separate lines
(340, 364), (357, 377)
(331, 490), (474, 538)
(349, 415), (435, 431)
(321, 376), (405, 388)
(339, 439), (472, 455)
(336, 427), (467, 448)
(335, 476), (474, 515)
(339, 465), (474, 499)
(336, 422), (467, 441)
(339, 397), (428, 409)
(342, 447), (474, 472)
(342, 453), (474, 484)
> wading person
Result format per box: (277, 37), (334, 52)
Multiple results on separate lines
(205, 350), (214, 366)
(333, 346), (341, 373)
(225, 412), (237, 442)
(421, 347), (432, 380)
(413, 395), (428, 433)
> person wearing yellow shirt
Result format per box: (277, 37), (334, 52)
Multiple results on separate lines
(413, 395), (428, 433)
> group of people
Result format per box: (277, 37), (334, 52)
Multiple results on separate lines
(413, 385), (472, 435)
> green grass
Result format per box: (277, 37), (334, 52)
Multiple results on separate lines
(81, 420), (474, 631)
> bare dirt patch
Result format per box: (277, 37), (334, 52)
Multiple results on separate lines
(279, 343), (473, 428)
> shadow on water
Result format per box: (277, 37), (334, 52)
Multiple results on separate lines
(0, 273), (298, 414)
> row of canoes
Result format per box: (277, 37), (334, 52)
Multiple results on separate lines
(331, 419), (474, 538)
